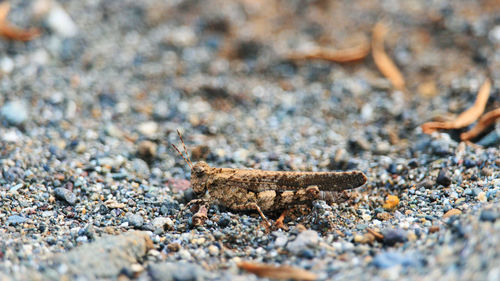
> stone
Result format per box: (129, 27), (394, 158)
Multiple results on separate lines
(377, 212), (393, 221)
(208, 245), (219, 256)
(273, 232), (288, 248)
(477, 192), (487, 202)
(166, 243), (181, 252)
(128, 214), (144, 229)
(373, 251), (423, 269)
(131, 158), (150, 177)
(1, 100), (29, 126)
(28, 231), (153, 279)
(7, 215), (27, 225)
(436, 169), (451, 187)
(45, 2), (78, 37)
(383, 195), (399, 210)
(382, 229), (407, 246)
(479, 210), (497, 222)
(286, 230), (320, 254)
(137, 121), (158, 137)
(137, 140), (157, 160)
(443, 208), (462, 219)
(489, 25), (500, 43)
(152, 217), (173, 233)
(54, 188), (77, 205)
(148, 262), (207, 281)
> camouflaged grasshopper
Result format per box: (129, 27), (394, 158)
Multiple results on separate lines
(172, 131), (367, 227)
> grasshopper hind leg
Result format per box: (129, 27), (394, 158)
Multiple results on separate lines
(231, 202), (271, 228)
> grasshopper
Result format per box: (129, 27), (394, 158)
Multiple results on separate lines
(172, 131), (367, 227)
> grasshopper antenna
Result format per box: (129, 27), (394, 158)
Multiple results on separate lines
(177, 129), (193, 168)
(171, 130), (193, 169)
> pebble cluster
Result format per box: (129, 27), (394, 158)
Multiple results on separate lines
(0, 0), (499, 280)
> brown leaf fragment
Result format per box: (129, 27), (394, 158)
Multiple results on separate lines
(460, 107), (500, 141)
(288, 40), (370, 63)
(238, 262), (317, 281)
(0, 2), (40, 41)
(421, 79), (492, 134)
(372, 22), (405, 90)
(366, 228), (384, 241)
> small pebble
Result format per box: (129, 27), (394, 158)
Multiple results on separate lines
(7, 215), (27, 225)
(152, 217), (173, 233)
(1, 100), (29, 126)
(377, 212), (393, 221)
(208, 245), (219, 256)
(54, 188), (77, 205)
(479, 210), (497, 222)
(45, 3), (78, 37)
(372, 251), (423, 269)
(128, 214), (144, 229)
(354, 233), (375, 244)
(477, 192), (487, 202)
(443, 208), (462, 219)
(383, 195), (400, 211)
(137, 121), (158, 137)
(382, 229), (407, 246)
(137, 140), (157, 160)
(166, 243), (181, 252)
(287, 230), (320, 254)
(436, 169), (452, 187)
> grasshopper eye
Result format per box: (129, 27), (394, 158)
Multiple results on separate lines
(193, 161), (208, 175)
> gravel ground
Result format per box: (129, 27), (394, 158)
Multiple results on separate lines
(0, 0), (499, 280)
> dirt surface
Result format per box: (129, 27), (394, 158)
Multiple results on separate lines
(0, 0), (499, 280)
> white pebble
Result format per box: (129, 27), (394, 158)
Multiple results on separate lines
(489, 25), (500, 43)
(47, 4), (78, 37)
(0, 57), (14, 73)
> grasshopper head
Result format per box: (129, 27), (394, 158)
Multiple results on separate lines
(191, 161), (210, 195)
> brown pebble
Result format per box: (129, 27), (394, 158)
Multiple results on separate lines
(383, 195), (400, 210)
(481, 167), (493, 177)
(429, 226), (440, 233)
(191, 145), (210, 161)
(167, 242), (181, 252)
(443, 208), (462, 219)
(354, 233), (375, 244)
(296, 224), (307, 232)
(417, 180), (434, 189)
(376, 212), (393, 221)
(404, 210), (413, 215)
(104, 226), (118, 234)
(137, 140), (157, 160)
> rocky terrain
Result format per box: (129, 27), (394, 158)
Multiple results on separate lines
(0, 0), (499, 280)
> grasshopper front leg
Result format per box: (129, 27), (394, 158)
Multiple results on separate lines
(177, 198), (209, 219)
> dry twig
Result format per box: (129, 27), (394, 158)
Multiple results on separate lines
(460, 107), (500, 141)
(372, 22), (405, 90)
(366, 228), (384, 241)
(0, 2), (40, 41)
(238, 262), (318, 281)
(421, 79), (492, 134)
(288, 40), (370, 63)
